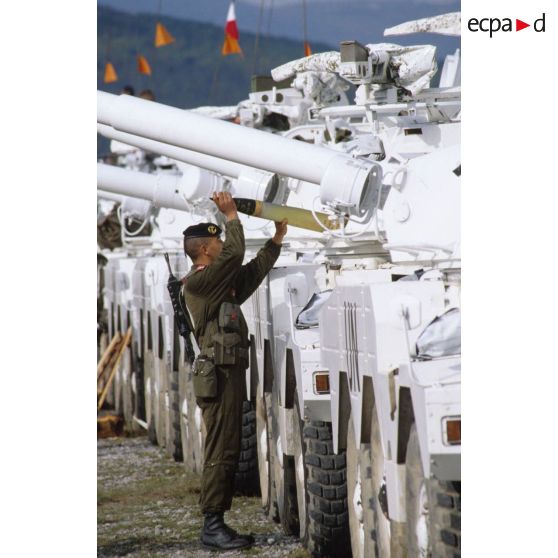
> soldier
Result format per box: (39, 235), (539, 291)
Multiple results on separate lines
(182, 192), (287, 550)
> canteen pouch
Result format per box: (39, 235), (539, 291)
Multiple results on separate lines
(218, 302), (241, 332)
(212, 332), (241, 365)
(192, 357), (217, 398)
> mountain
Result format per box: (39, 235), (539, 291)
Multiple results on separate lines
(98, 6), (336, 109)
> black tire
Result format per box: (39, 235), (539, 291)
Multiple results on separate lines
(303, 420), (351, 558)
(406, 423), (461, 558)
(165, 364), (183, 461)
(430, 480), (460, 558)
(132, 342), (145, 422)
(234, 400), (260, 496)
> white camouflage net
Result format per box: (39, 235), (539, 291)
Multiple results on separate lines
(272, 43), (437, 96)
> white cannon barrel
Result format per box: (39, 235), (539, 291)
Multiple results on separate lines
(97, 163), (200, 212)
(97, 189), (123, 203)
(97, 91), (382, 216)
(98, 123), (249, 179)
(98, 91), (331, 183)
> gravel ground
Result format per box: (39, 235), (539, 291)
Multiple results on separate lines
(98, 436), (310, 558)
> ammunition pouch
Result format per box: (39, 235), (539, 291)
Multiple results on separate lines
(218, 302), (241, 332)
(212, 332), (243, 365)
(192, 357), (217, 398)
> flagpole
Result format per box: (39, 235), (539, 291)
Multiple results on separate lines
(302, 0), (310, 56)
(209, 52), (223, 105)
(266, 0), (275, 37)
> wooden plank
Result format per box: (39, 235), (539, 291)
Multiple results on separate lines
(97, 344), (122, 389)
(97, 327), (132, 411)
(97, 332), (122, 379)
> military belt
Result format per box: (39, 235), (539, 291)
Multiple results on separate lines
(201, 346), (249, 360)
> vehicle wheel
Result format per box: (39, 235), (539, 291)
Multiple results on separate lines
(154, 358), (167, 448)
(255, 387), (272, 513)
(303, 420), (351, 558)
(234, 400), (260, 495)
(371, 404), (407, 557)
(265, 391), (280, 523)
(165, 364), (182, 461)
(132, 342), (145, 423)
(406, 424), (461, 558)
(144, 350), (158, 445)
(292, 397), (308, 541)
(270, 381), (298, 534)
(346, 415), (370, 558)
(178, 359), (204, 473)
(122, 347), (134, 429)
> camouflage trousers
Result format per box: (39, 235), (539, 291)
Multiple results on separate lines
(196, 364), (245, 514)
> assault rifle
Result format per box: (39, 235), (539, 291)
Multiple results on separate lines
(164, 253), (196, 364)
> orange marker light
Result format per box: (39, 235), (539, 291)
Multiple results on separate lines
(445, 418), (461, 445)
(314, 373), (330, 394)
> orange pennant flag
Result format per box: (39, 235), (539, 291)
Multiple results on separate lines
(222, 34), (242, 56)
(222, 2), (242, 56)
(155, 22), (175, 48)
(137, 55), (152, 75)
(104, 62), (118, 83)
(304, 42), (312, 57)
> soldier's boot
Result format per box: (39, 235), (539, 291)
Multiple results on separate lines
(200, 513), (254, 550)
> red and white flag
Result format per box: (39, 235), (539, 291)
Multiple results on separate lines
(222, 1), (242, 56)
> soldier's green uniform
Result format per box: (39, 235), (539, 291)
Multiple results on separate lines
(182, 219), (280, 514)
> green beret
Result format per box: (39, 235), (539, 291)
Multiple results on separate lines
(182, 222), (222, 239)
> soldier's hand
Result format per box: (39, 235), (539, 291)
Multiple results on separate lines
(211, 192), (238, 221)
(272, 219), (288, 245)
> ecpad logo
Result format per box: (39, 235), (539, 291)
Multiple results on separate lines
(468, 13), (546, 37)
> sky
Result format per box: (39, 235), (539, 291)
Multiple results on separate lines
(99, 0), (460, 59)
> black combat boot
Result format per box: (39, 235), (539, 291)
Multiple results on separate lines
(200, 512), (254, 550)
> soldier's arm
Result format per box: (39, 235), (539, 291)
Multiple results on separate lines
(233, 220), (286, 303)
(233, 239), (281, 303)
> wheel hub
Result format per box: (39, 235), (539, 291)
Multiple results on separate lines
(276, 437), (284, 468)
(194, 406), (203, 447)
(352, 461), (365, 546)
(416, 481), (430, 557)
(145, 380), (152, 421)
(181, 399), (189, 438)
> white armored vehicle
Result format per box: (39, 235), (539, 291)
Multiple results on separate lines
(97, 12), (461, 558)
